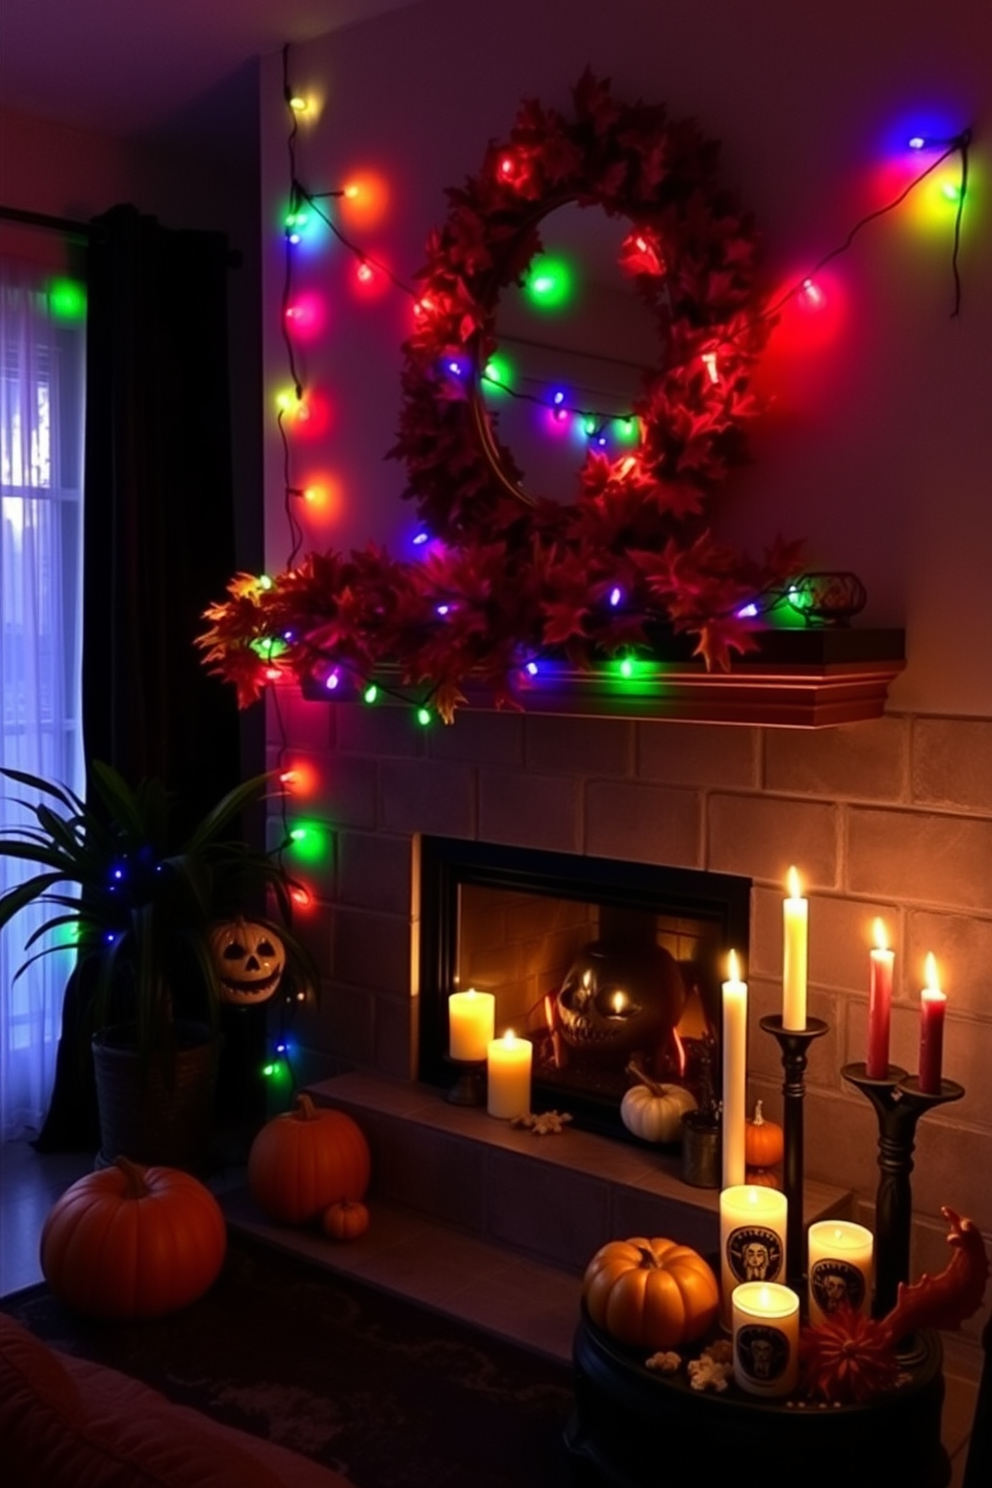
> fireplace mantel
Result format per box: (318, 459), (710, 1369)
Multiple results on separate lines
(304, 628), (905, 727)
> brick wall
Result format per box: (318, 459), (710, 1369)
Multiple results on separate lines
(269, 692), (992, 1340)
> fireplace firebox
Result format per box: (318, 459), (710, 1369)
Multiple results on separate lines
(417, 836), (751, 1140)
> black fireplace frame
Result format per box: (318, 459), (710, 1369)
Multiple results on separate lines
(417, 835), (751, 1138)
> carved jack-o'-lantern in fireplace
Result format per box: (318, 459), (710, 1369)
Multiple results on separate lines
(555, 941), (686, 1064)
(209, 916), (286, 1005)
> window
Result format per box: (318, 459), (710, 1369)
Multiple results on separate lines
(0, 254), (86, 1139)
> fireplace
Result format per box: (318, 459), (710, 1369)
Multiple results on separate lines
(417, 836), (751, 1140)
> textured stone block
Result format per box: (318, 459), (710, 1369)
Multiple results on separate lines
(337, 704), (424, 757)
(378, 1124), (487, 1232)
(379, 757), (476, 838)
(764, 715), (908, 802)
(336, 830), (413, 915)
(266, 684), (333, 751)
(297, 751), (378, 830)
(486, 1147), (611, 1269)
(334, 905), (411, 995)
(525, 715), (634, 776)
(907, 909), (992, 1019)
(585, 779), (701, 866)
(912, 1119), (992, 1234)
(479, 769), (580, 852)
(429, 708), (525, 766)
(373, 990), (418, 1081)
(708, 794), (838, 887)
(638, 721), (760, 789)
(802, 1089), (880, 1198)
(847, 807), (992, 912)
(912, 716), (992, 814)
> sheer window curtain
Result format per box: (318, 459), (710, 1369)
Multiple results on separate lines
(0, 257), (86, 1139)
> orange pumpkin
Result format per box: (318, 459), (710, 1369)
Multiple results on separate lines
(745, 1167), (781, 1188)
(745, 1100), (784, 1169)
(40, 1157), (226, 1319)
(583, 1236), (720, 1349)
(322, 1198), (370, 1242)
(248, 1093), (371, 1224)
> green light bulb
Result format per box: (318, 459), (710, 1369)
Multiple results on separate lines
(364, 684), (378, 704)
(416, 707), (432, 726)
(525, 255), (573, 310)
(48, 278), (86, 323)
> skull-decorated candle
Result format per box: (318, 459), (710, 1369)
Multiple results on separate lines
(806, 1220), (874, 1327)
(732, 1282), (800, 1397)
(719, 1184), (788, 1330)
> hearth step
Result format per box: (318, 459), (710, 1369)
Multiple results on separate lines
(221, 1072), (849, 1364)
(304, 1073), (850, 1267)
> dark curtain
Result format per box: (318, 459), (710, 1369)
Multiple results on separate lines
(81, 202), (241, 823)
(35, 204), (243, 1150)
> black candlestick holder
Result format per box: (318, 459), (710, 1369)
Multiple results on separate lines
(841, 1062), (964, 1318)
(760, 1014), (829, 1295)
(444, 1055), (486, 1106)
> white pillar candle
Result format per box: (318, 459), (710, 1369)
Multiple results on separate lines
(448, 988), (495, 1062)
(486, 1030), (532, 1118)
(719, 1184), (788, 1330)
(721, 951), (748, 1189)
(732, 1282), (800, 1397)
(807, 1220), (874, 1326)
(783, 865), (808, 1031)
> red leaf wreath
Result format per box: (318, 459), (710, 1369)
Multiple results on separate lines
(199, 71), (805, 718)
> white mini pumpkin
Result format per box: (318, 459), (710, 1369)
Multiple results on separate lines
(620, 1072), (698, 1143)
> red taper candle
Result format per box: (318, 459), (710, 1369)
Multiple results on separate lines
(866, 918), (894, 1080)
(918, 953), (946, 1095)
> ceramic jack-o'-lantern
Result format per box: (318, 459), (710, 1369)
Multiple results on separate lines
(209, 916), (286, 1005)
(555, 941), (686, 1065)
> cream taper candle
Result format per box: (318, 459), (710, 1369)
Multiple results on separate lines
(783, 866), (808, 1031)
(721, 951), (748, 1190)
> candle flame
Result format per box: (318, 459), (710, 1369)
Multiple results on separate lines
(758, 1287), (771, 1308)
(872, 918), (888, 952)
(787, 865), (802, 899)
(611, 991), (628, 1014)
(503, 1028), (516, 1044)
(924, 952), (940, 993)
(728, 949), (740, 983)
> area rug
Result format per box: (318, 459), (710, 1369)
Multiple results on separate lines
(1, 1234), (576, 1488)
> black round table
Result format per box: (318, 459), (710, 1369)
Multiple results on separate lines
(564, 1308), (949, 1488)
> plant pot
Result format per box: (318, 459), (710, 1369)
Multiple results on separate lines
(92, 1022), (221, 1171)
(681, 1110), (721, 1188)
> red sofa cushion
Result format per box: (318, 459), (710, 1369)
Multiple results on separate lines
(0, 1312), (350, 1487)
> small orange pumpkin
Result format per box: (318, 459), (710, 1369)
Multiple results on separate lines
(583, 1236), (719, 1350)
(40, 1157), (227, 1319)
(744, 1100), (784, 1169)
(248, 1093), (371, 1224)
(745, 1167), (781, 1188)
(322, 1198), (370, 1242)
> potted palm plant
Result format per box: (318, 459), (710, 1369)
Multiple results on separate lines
(0, 760), (319, 1168)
